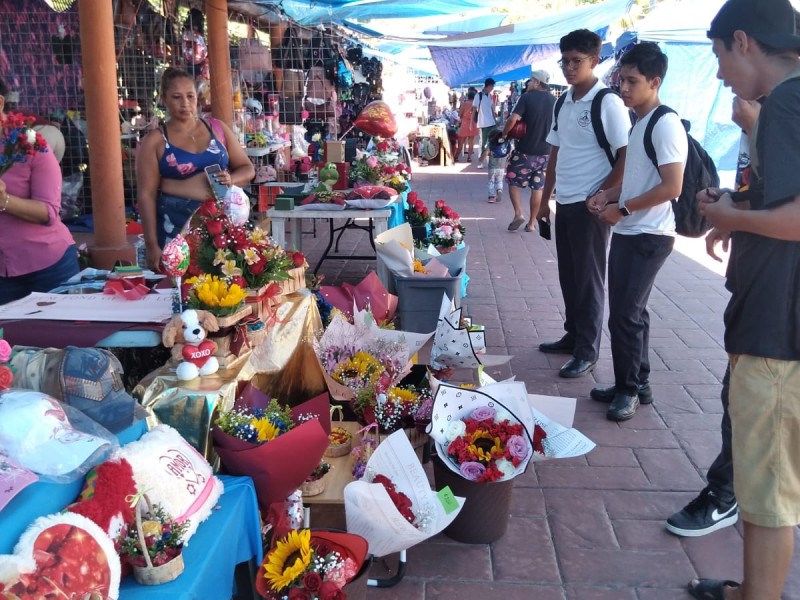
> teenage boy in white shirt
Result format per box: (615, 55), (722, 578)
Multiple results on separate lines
(474, 78), (497, 168)
(537, 29), (630, 379)
(589, 42), (688, 421)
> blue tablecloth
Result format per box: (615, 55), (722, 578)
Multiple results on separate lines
(387, 188), (409, 230)
(120, 475), (262, 600)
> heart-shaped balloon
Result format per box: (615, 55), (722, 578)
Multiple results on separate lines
(0, 512), (120, 599)
(354, 101), (398, 138)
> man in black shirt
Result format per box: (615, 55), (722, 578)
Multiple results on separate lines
(498, 71), (556, 232)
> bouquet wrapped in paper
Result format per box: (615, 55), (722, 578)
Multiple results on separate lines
(211, 350), (331, 509)
(344, 430), (464, 556)
(318, 271), (398, 326)
(429, 380), (595, 483)
(375, 224), (467, 281)
(430, 296), (511, 371)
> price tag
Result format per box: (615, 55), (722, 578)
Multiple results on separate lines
(437, 485), (459, 514)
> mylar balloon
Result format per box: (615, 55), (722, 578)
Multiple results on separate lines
(354, 101), (398, 138)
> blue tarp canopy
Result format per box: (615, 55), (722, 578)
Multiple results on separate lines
(425, 0), (632, 86)
(637, 0), (738, 177)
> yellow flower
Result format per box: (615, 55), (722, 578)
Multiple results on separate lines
(250, 227), (268, 244)
(221, 259), (242, 278)
(467, 431), (503, 464)
(252, 417), (280, 442)
(263, 529), (312, 591)
(332, 351), (383, 386)
(413, 260), (428, 274)
(243, 247), (259, 265)
(387, 386), (418, 406)
(213, 248), (229, 266)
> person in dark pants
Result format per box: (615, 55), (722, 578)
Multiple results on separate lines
(590, 42), (687, 421)
(665, 96), (760, 538)
(537, 29), (630, 378)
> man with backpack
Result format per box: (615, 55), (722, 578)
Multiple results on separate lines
(589, 42), (688, 421)
(474, 78), (497, 168)
(537, 29), (630, 379)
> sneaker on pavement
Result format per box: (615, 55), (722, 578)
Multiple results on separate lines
(665, 488), (738, 537)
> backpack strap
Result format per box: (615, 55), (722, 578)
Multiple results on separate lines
(552, 92), (567, 131)
(207, 116), (227, 150)
(643, 104), (677, 171)
(590, 88), (618, 166)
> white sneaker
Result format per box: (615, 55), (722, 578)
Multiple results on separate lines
(477, 161), (486, 169)
(496, 189), (503, 202)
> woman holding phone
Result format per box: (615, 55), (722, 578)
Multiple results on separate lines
(136, 67), (254, 271)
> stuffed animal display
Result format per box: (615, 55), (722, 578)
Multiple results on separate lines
(162, 309), (221, 380)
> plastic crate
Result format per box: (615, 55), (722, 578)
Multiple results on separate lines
(395, 273), (462, 333)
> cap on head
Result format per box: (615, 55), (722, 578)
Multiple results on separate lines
(530, 69), (551, 88)
(707, 0), (800, 50)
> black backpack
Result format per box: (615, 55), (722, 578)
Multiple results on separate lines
(643, 105), (719, 238)
(553, 87), (624, 166)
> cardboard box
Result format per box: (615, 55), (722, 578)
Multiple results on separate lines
(325, 140), (345, 163)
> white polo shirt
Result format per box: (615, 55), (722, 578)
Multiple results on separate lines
(546, 80), (630, 205)
(614, 106), (688, 236)
(474, 90), (496, 128)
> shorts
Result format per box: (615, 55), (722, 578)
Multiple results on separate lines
(156, 192), (203, 248)
(505, 151), (548, 190)
(728, 353), (800, 527)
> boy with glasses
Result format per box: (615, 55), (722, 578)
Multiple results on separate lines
(590, 43), (688, 422)
(537, 29), (630, 379)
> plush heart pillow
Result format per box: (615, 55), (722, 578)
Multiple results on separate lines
(115, 424), (223, 542)
(0, 512), (120, 599)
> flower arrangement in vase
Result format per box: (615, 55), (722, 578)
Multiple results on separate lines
(404, 191), (430, 227)
(182, 274), (247, 317)
(0, 112), (49, 176)
(428, 200), (465, 252)
(300, 460), (331, 497)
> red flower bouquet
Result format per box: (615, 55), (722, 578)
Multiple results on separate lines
(0, 112), (48, 176)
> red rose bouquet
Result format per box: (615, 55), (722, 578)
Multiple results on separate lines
(404, 191), (430, 226)
(186, 199), (300, 289)
(429, 200), (465, 250)
(0, 112), (49, 176)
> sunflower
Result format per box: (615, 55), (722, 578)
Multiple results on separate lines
(263, 529), (312, 591)
(468, 431), (503, 464)
(252, 417), (280, 443)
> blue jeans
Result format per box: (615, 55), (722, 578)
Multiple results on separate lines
(156, 193), (203, 248)
(0, 245), (80, 304)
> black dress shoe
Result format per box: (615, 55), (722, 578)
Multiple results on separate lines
(607, 393), (640, 421)
(591, 383), (653, 405)
(558, 357), (597, 378)
(539, 335), (575, 354)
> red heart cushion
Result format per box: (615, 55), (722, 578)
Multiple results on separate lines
(0, 513), (120, 599)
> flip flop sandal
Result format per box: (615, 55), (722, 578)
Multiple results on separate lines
(688, 578), (741, 600)
(524, 224), (535, 232)
(508, 217), (525, 231)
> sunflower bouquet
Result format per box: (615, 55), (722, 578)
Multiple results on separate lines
(211, 390), (329, 511)
(183, 274), (247, 317)
(255, 529), (369, 600)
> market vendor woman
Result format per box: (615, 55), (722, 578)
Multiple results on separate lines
(0, 76), (79, 305)
(136, 67), (253, 271)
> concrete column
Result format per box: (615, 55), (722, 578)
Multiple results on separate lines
(78, 0), (133, 268)
(206, 0), (233, 129)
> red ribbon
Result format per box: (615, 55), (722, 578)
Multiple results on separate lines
(102, 279), (150, 300)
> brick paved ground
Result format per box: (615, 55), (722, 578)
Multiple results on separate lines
(297, 161), (800, 599)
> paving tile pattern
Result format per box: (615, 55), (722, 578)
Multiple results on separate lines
(296, 162), (800, 599)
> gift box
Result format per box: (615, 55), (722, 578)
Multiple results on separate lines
(325, 140), (345, 163)
(332, 162), (350, 191)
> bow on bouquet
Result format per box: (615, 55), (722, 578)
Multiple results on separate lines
(429, 381), (596, 483)
(0, 112), (49, 176)
(344, 430), (464, 557)
(211, 385), (330, 510)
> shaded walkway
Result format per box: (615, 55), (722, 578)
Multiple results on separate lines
(300, 162), (800, 599)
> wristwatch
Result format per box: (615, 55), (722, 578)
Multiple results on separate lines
(618, 204), (631, 217)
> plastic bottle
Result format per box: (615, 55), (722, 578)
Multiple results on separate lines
(135, 234), (147, 267)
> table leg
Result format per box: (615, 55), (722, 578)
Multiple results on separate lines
(272, 218), (286, 248)
(290, 218), (302, 252)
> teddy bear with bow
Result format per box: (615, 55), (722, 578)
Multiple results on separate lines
(162, 309), (220, 380)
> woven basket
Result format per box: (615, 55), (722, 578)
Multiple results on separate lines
(131, 495), (185, 586)
(300, 475), (327, 497)
(277, 266), (307, 296)
(325, 408), (352, 457)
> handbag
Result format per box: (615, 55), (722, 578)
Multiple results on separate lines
(279, 96), (305, 125)
(238, 37), (272, 84)
(508, 120), (527, 140)
(282, 69), (305, 97)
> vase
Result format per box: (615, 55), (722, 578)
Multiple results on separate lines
(435, 245), (457, 254)
(411, 224), (429, 242)
(432, 455), (514, 543)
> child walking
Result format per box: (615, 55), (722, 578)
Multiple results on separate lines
(486, 129), (509, 203)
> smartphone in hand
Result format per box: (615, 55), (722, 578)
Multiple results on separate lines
(205, 164), (228, 200)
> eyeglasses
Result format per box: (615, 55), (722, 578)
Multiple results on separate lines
(558, 57), (589, 70)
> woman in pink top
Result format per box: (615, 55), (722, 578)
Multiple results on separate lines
(0, 77), (78, 304)
(455, 88), (479, 162)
